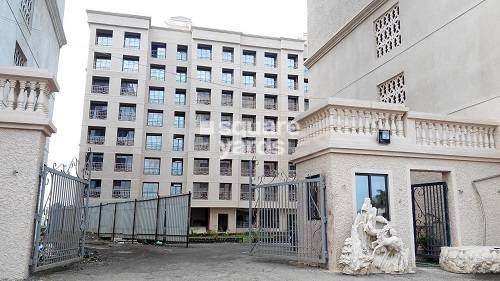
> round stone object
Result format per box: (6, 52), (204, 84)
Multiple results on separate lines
(440, 246), (500, 274)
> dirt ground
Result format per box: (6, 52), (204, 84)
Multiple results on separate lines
(31, 241), (498, 281)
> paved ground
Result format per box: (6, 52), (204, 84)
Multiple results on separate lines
(31, 242), (498, 281)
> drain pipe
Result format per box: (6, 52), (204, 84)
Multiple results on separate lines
(471, 174), (500, 246)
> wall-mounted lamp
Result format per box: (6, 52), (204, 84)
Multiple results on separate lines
(378, 129), (391, 145)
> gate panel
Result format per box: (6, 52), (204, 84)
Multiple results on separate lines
(411, 181), (451, 261)
(32, 166), (88, 272)
(250, 176), (327, 264)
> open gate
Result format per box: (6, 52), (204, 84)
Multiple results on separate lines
(249, 176), (327, 264)
(411, 181), (451, 261)
(31, 162), (89, 272)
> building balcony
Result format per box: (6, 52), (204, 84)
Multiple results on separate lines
(293, 98), (500, 161)
(240, 191), (254, 201)
(288, 103), (299, 111)
(265, 103), (277, 110)
(242, 101), (256, 109)
(118, 112), (136, 121)
(112, 189), (130, 199)
(120, 87), (137, 96)
(116, 137), (134, 146)
(221, 98), (233, 107)
(91, 84), (109, 94)
(193, 166), (209, 175)
(264, 169), (278, 177)
(91, 162), (103, 171)
(220, 167), (232, 176)
(194, 143), (210, 151)
(89, 109), (107, 119)
(87, 136), (105, 145)
(88, 188), (101, 198)
(193, 191), (208, 200)
(115, 163), (132, 172)
(219, 191), (232, 200)
(288, 147), (296, 155)
(241, 170), (256, 177)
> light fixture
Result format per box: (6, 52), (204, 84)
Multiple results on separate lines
(378, 129), (391, 145)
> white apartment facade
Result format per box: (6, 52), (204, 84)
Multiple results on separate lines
(0, 0), (66, 278)
(80, 10), (309, 233)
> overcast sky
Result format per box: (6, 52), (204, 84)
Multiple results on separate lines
(48, 0), (307, 166)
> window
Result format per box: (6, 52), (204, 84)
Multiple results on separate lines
(195, 112), (210, 128)
(222, 47), (234, 62)
(197, 44), (212, 60)
(219, 183), (232, 200)
(144, 158), (160, 175)
(116, 128), (134, 146)
(264, 74), (277, 88)
(171, 183), (182, 195)
(115, 154), (133, 172)
(194, 135), (210, 151)
(89, 179), (101, 198)
(87, 127), (105, 144)
(122, 56), (139, 72)
(196, 89), (211, 105)
(240, 184), (254, 201)
(20, 0), (34, 27)
(220, 159), (232, 176)
(222, 69), (234, 84)
(193, 183), (209, 200)
(142, 182), (159, 198)
(197, 66), (211, 82)
(124, 32), (140, 49)
(220, 113), (233, 130)
(375, 4), (401, 58)
(287, 54), (298, 69)
(194, 158), (209, 175)
(91, 77), (109, 94)
(151, 42), (166, 59)
(221, 91), (233, 106)
(89, 101), (107, 119)
(14, 43), (27, 66)
(264, 52), (277, 68)
(264, 117), (277, 132)
(175, 89), (186, 105)
(288, 139), (297, 155)
(264, 95), (277, 110)
(242, 50), (256, 65)
(241, 160), (256, 176)
(242, 93), (256, 109)
(118, 104), (136, 121)
(150, 65), (165, 80)
(287, 75), (298, 90)
(171, 159), (183, 176)
(304, 78), (310, 93)
(288, 162), (296, 178)
(173, 112), (185, 128)
(147, 110), (163, 127)
(288, 117), (298, 133)
(264, 161), (278, 177)
(177, 45), (188, 61)
(145, 134), (162, 150)
(220, 136), (232, 152)
(120, 79), (138, 96)
(288, 96), (299, 111)
(241, 116), (256, 132)
(306, 175), (321, 220)
(356, 174), (389, 219)
(113, 180), (131, 199)
(304, 99), (310, 111)
(176, 67), (187, 83)
(88, 153), (104, 171)
(236, 209), (251, 228)
(96, 29), (113, 46)
(264, 138), (278, 154)
(242, 72), (256, 87)
(148, 87), (164, 104)
(378, 73), (406, 104)
(94, 53), (111, 70)
(172, 135), (184, 151)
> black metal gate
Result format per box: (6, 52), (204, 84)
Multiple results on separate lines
(411, 181), (451, 261)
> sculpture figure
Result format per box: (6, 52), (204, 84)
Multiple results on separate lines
(339, 198), (410, 274)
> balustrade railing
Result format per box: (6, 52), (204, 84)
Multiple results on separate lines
(193, 191), (208, 200)
(115, 163), (132, 172)
(193, 166), (209, 175)
(220, 167), (232, 176)
(91, 84), (109, 94)
(88, 136), (105, 145)
(89, 109), (107, 119)
(116, 137), (134, 146)
(219, 191), (232, 200)
(194, 143), (210, 151)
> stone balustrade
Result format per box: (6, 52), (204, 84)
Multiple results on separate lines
(0, 67), (58, 116)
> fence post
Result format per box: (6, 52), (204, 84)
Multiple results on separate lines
(186, 192), (192, 248)
(97, 203), (102, 237)
(131, 199), (137, 244)
(154, 197), (161, 242)
(112, 203), (117, 241)
(162, 198), (167, 243)
(319, 176), (328, 263)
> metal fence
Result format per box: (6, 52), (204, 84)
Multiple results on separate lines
(32, 165), (89, 272)
(86, 193), (191, 247)
(250, 176), (327, 264)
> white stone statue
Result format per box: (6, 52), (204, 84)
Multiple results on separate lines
(339, 198), (410, 274)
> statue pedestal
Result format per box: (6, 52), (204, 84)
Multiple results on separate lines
(440, 246), (500, 274)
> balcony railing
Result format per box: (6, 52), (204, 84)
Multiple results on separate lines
(195, 119), (211, 128)
(240, 191), (254, 201)
(264, 169), (278, 177)
(91, 84), (109, 94)
(264, 148), (278, 155)
(89, 109), (107, 119)
(221, 98), (233, 106)
(120, 87), (137, 96)
(193, 166), (209, 175)
(243, 145), (256, 154)
(220, 167), (232, 176)
(288, 170), (297, 178)
(196, 97), (211, 105)
(288, 103), (299, 111)
(116, 137), (134, 146)
(242, 100), (256, 109)
(118, 112), (136, 121)
(87, 136), (105, 145)
(112, 189), (130, 199)
(288, 147), (296, 155)
(89, 188), (101, 198)
(295, 98), (499, 157)
(115, 163), (132, 172)
(193, 191), (208, 200)
(265, 103), (277, 110)
(242, 123), (256, 131)
(91, 162), (103, 171)
(194, 143), (209, 151)
(241, 169), (255, 177)
(219, 191), (231, 200)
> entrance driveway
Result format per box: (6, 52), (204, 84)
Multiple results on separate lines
(32, 242), (497, 281)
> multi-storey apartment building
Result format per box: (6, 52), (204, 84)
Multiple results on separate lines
(80, 10), (308, 233)
(0, 0), (66, 278)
